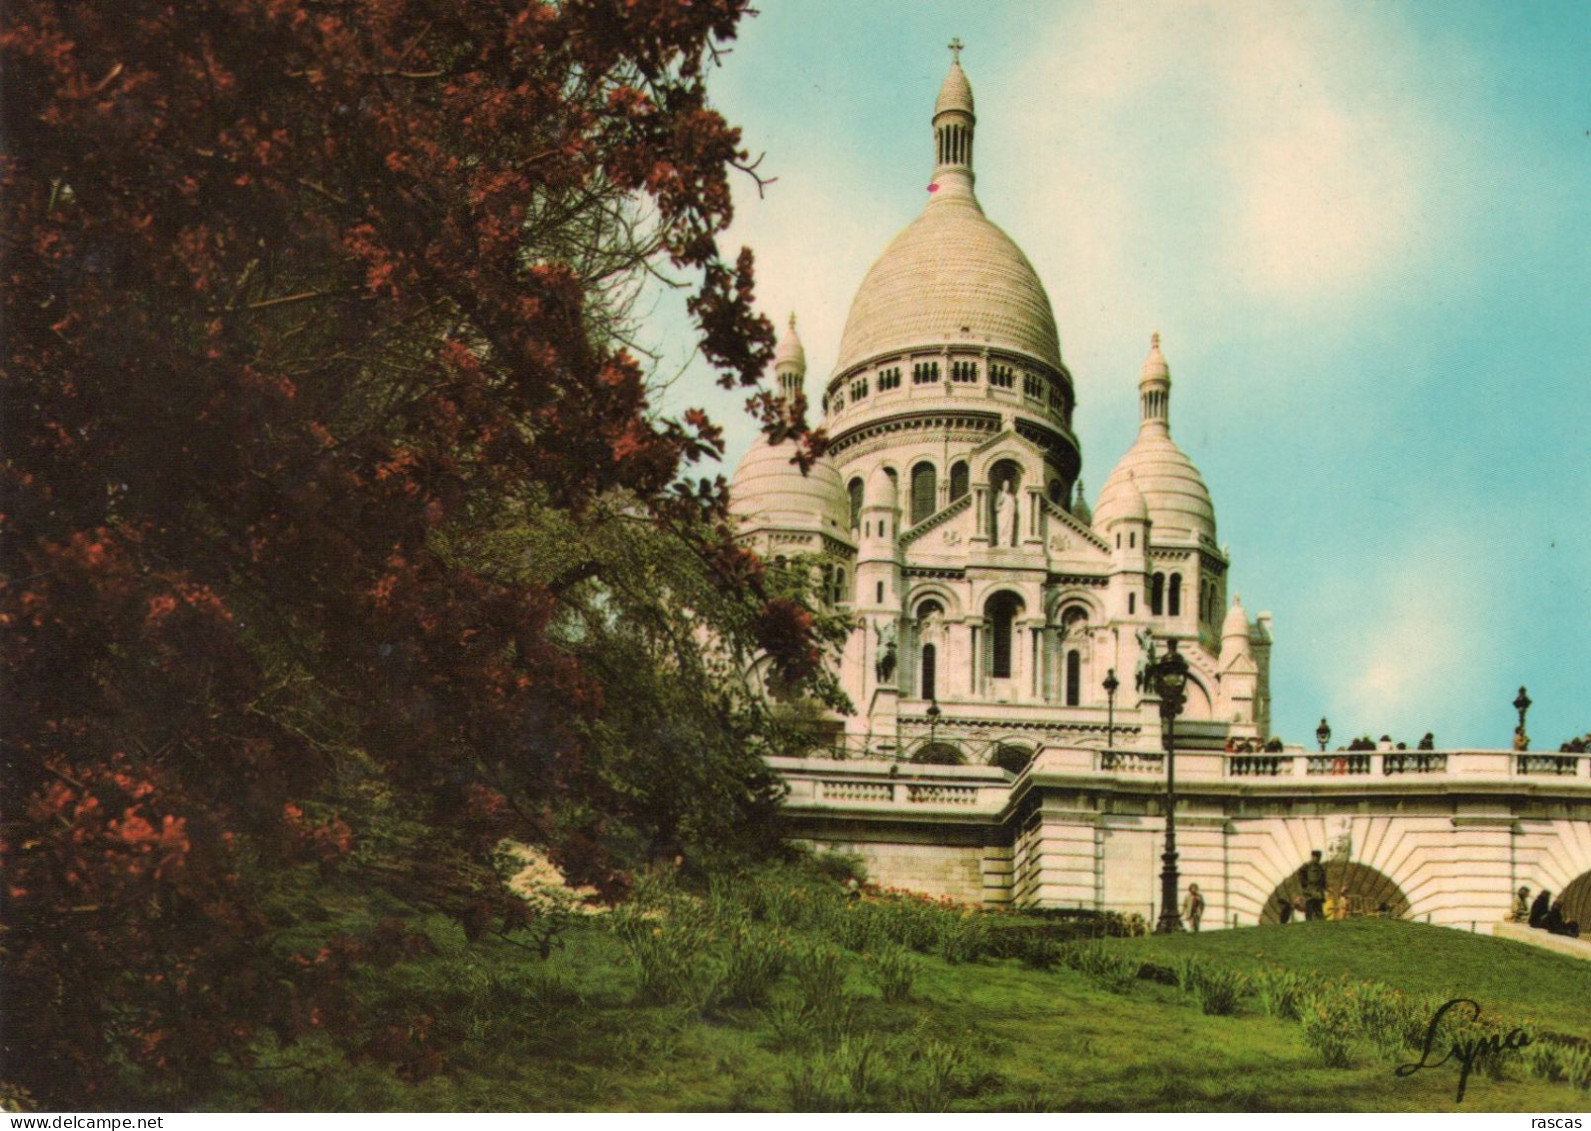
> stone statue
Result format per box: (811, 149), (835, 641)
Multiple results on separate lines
(1134, 625), (1157, 692)
(993, 480), (1018, 546)
(874, 620), (898, 684)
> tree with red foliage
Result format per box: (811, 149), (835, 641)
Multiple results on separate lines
(2, 0), (829, 1106)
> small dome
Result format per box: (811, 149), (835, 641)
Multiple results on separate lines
(1094, 335), (1216, 544)
(1098, 471), (1148, 526)
(730, 439), (848, 535)
(864, 464), (898, 509)
(935, 61), (974, 117)
(1095, 434), (1214, 543)
(774, 313), (805, 373)
(1222, 596), (1252, 645)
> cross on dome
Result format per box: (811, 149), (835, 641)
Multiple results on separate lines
(948, 37), (964, 64)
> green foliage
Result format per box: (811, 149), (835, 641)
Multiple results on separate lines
(1178, 961), (1249, 1016)
(1299, 994), (1359, 1068)
(863, 946), (919, 1003)
(1059, 942), (1141, 994)
(1250, 967), (1311, 1021)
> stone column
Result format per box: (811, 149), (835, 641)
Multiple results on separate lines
(1024, 487), (1044, 546)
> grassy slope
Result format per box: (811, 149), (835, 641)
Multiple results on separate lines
(235, 915), (1591, 1113)
(1120, 920), (1591, 1035)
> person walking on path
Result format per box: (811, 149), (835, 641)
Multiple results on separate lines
(1181, 883), (1206, 932)
(1298, 850), (1328, 921)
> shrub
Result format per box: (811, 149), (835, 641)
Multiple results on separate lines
(613, 907), (709, 1006)
(1250, 967), (1309, 1021)
(863, 946), (918, 1003)
(939, 912), (991, 965)
(1060, 942), (1139, 994)
(807, 850), (868, 886)
(1192, 967), (1248, 1016)
(707, 924), (789, 1010)
(793, 942), (849, 1010)
(895, 1039), (973, 1112)
(785, 1036), (880, 1112)
(1299, 994), (1357, 1068)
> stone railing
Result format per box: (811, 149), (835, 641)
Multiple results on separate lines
(1229, 755), (1288, 777)
(818, 779), (894, 803)
(904, 783), (979, 805)
(1384, 752), (1448, 775)
(1099, 750), (1165, 774)
(1516, 755), (1581, 776)
(773, 749), (1591, 817)
(1307, 754), (1372, 775)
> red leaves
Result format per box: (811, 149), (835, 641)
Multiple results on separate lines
(0, 0), (823, 1105)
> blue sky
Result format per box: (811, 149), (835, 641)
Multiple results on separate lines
(646, 1), (1590, 750)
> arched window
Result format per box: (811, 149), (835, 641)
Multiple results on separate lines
(1129, 592), (1137, 615)
(986, 592), (1021, 680)
(1065, 650), (1081, 706)
(1129, 532), (1136, 549)
(848, 478), (863, 530)
(876, 580), (884, 604)
(1049, 479), (1064, 504)
(949, 461), (970, 502)
(834, 567), (847, 604)
(920, 643), (937, 700)
(1169, 573), (1182, 617)
(910, 462), (936, 525)
(1150, 572), (1165, 616)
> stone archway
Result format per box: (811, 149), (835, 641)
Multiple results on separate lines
(1559, 870), (1591, 933)
(912, 741), (964, 766)
(1260, 860), (1411, 924)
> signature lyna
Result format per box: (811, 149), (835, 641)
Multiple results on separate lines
(1394, 997), (1532, 1102)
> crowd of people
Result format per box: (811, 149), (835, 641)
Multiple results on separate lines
(1339, 733), (1436, 752)
(1557, 732), (1591, 753)
(1222, 736), (1286, 754)
(1272, 850), (1394, 924)
(1513, 886), (1581, 938)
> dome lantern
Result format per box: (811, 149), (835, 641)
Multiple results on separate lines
(774, 313), (806, 404)
(1139, 332), (1172, 434)
(932, 39), (976, 201)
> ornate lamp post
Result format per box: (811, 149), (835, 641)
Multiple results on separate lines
(1103, 668), (1120, 752)
(1152, 639), (1190, 934)
(1513, 686), (1531, 743)
(1316, 717), (1332, 752)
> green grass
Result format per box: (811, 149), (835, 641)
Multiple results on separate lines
(195, 885), (1591, 1113)
(1120, 919), (1591, 1036)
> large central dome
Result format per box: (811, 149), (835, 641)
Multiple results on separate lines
(832, 59), (1063, 378)
(835, 199), (1063, 376)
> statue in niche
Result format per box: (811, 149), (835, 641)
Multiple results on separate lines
(992, 479), (1019, 546)
(1134, 624), (1158, 692)
(874, 620), (898, 684)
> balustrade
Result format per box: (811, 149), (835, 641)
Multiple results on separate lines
(1100, 750), (1164, 774)
(1229, 755), (1287, 777)
(1516, 755), (1580, 777)
(1307, 754), (1371, 775)
(1384, 753), (1447, 775)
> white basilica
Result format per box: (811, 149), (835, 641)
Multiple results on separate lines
(725, 49), (1590, 930)
(731, 52), (1272, 764)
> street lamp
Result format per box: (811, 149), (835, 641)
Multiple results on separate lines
(1513, 686), (1531, 739)
(1152, 639), (1189, 934)
(926, 700), (941, 754)
(1103, 668), (1120, 752)
(1316, 717), (1332, 752)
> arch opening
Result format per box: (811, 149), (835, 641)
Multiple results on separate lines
(1259, 860), (1411, 925)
